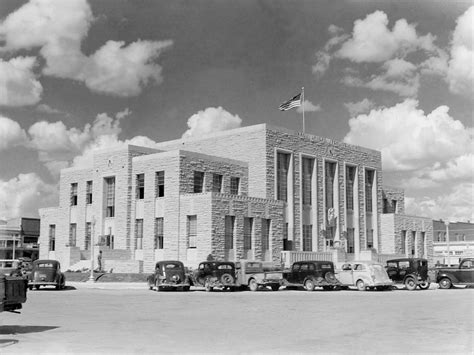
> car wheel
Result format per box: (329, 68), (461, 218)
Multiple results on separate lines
(35, 285), (40, 290)
(304, 279), (315, 291)
(271, 285), (280, 291)
(405, 277), (417, 291)
(183, 286), (190, 291)
(28, 285), (33, 291)
(248, 278), (258, 292)
(220, 273), (234, 284)
(56, 284), (61, 290)
(418, 281), (430, 290)
(438, 277), (452, 289)
(356, 280), (366, 291)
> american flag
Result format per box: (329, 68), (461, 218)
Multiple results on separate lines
(278, 93), (302, 111)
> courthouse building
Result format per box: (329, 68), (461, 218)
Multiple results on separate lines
(39, 124), (433, 272)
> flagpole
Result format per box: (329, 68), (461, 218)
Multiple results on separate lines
(302, 87), (305, 133)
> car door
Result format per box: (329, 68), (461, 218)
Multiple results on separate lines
(353, 263), (367, 283)
(299, 263), (310, 283)
(458, 260), (474, 283)
(337, 263), (354, 285)
(288, 263), (300, 283)
(386, 261), (400, 282)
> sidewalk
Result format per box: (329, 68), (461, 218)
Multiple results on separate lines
(67, 281), (147, 290)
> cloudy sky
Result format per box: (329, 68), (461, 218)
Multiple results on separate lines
(0, 0), (472, 222)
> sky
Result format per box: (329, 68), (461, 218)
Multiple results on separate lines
(0, 0), (473, 222)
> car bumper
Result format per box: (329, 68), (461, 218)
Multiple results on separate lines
(158, 282), (190, 288)
(29, 281), (58, 286)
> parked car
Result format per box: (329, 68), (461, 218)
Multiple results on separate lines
(0, 273), (28, 313)
(193, 261), (239, 291)
(436, 258), (474, 289)
(336, 261), (393, 291)
(147, 260), (191, 291)
(386, 258), (430, 290)
(0, 259), (21, 276)
(282, 261), (340, 291)
(28, 259), (66, 290)
(235, 260), (283, 291)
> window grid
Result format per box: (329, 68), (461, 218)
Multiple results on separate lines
(367, 229), (373, 249)
(302, 157), (314, 205)
(325, 162), (336, 208)
(365, 169), (374, 212)
(70, 183), (78, 206)
(194, 171), (204, 193)
(155, 218), (164, 249)
(302, 224), (312, 251)
(85, 222), (91, 250)
(346, 166), (355, 210)
(69, 223), (77, 247)
(261, 219), (270, 251)
(86, 181), (93, 204)
(135, 219), (143, 249)
(401, 230), (406, 254)
(49, 225), (56, 251)
(212, 174), (223, 193)
(243, 217), (253, 250)
(156, 171), (165, 197)
(136, 174), (145, 199)
(187, 215), (197, 248)
(225, 216), (235, 249)
(230, 177), (240, 195)
(277, 152), (290, 201)
(347, 228), (355, 253)
(105, 177), (115, 217)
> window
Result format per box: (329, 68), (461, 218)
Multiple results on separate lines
(365, 169), (374, 212)
(212, 174), (223, 193)
(85, 222), (91, 250)
(392, 200), (397, 213)
(105, 177), (115, 217)
(411, 231), (416, 256)
(302, 157), (314, 205)
(400, 230), (406, 254)
(155, 218), (164, 249)
(326, 239), (334, 248)
(136, 174), (145, 199)
(347, 228), (355, 253)
(367, 229), (373, 249)
(69, 223), (77, 247)
(156, 171), (165, 197)
(86, 181), (93, 204)
(243, 217), (253, 250)
(70, 183), (78, 206)
(135, 219), (143, 249)
(187, 215), (197, 248)
(49, 225), (56, 251)
(325, 161), (336, 209)
(346, 166), (355, 210)
(303, 224), (312, 251)
(230, 177), (240, 195)
(225, 216), (235, 249)
(420, 231), (425, 257)
(261, 219), (270, 251)
(194, 171), (204, 193)
(277, 152), (290, 201)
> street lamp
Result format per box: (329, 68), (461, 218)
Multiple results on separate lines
(444, 221), (450, 267)
(88, 216), (96, 282)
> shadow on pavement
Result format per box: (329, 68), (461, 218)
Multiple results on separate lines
(0, 325), (58, 335)
(0, 339), (19, 348)
(30, 285), (76, 291)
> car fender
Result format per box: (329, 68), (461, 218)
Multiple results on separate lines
(436, 271), (459, 284)
(402, 274), (417, 284)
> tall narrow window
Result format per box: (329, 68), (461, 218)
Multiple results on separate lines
(346, 166), (355, 210)
(156, 171), (165, 197)
(230, 177), (240, 195)
(105, 177), (115, 217)
(212, 174), (223, 193)
(136, 174), (145, 199)
(302, 157), (314, 206)
(420, 231), (425, 257)
(261, 219), (270, 251)
(69, 223), (77, 247)
(49, 225), (56, 251)
(225, 216), (235, 250)
(86, 181), (93, 204)
(277, 152), (290, 201)
(303, 224), (312, 251)
(70, 183), (78, 206)
(187, 215), (197, 248)
(411, 231), (416, 256)
(347, 228), (355, 253)
(85, 222), (91, 250)
(155, 218), (164, 249)
(135, 219), (143, 249)
(243, 217), (253, 250)
(194, 171), (204, 193)
(365, 169), (374, 212)
(367, 229), (373, 249)
(325, 162), (336, 209)
(392, 200), (397, 213)
(401, 230), (406, 254)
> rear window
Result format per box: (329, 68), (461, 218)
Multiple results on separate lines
(37, 263), (55, 268)
(387, 261), (397, 268)
(354, 264), (365, 271)
(320, 264), (332, 269)
(399, 261), (410, 269)
(218, 264), (233, 270)
(164, 263), (180, 269)
(419, 260), (428, 267)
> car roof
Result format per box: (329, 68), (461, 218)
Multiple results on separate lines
(199, 261), (235, 266)
(157, 260), (183, 265)
(294, 260), (333, 264)
(33, 259), (60, 265)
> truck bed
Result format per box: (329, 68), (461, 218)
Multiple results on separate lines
(0, 275), (28, 312)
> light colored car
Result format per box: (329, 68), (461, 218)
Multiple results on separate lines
(336, 261), (393, 291)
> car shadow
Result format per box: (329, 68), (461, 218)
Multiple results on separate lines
(30, 285), (76, 291)
(0, 325), (58, 335)
(0, 339), (19, 348)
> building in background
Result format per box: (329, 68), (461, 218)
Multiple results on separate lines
(0, 217), (40, 260)
(432, 220), (474, 266)
(39, 124), (434, 272)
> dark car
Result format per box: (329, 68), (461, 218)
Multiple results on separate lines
(436, 258), (474, 289)
(28, 259), (66, 290)
(147, 260), (191, 291)
(386, 258), (430, 290)
(282, 260), (340, 291)
(193, 261), (238, 292)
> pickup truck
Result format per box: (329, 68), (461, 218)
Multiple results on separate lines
(0, 274), (28, 313)
(436, 258), (474, 289)
(235, 260), (283, 291)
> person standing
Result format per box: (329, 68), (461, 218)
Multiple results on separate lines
(97, 250), (103, 272)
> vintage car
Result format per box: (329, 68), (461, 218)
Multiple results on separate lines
(235, 260), (283, 291)
(28, 259), (66, 290)
(0, 259), (21, 276)
(147, 260), (191, 291)
(386, 258), (430, 290)
(0, 273), (28, 313)
(336, 261), (393, 291)
(436, 258), (474, 289)
(193, 261), (239, 291)
(282, 260), (340, 291)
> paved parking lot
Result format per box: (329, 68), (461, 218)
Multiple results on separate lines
(1, 284), (473, 354)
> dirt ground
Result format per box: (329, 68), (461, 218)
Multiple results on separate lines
(0, 285), (472, 354)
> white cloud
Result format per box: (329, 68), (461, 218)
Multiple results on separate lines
(337, 10), (436, 63)
(344, 98), (376, 116)
(297, 100), (321, 114)
(0, 173), (57, 219)
(0, 57), (43, 106)
(0, 115), (28, 150)
(182, 107), (242, 139)
(343, 99), (473, 171)
(36, 104), (64, 115)
(447, 6), (474, 96)
(312, 25), (349, 77)
(0, 0), (173, 97)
